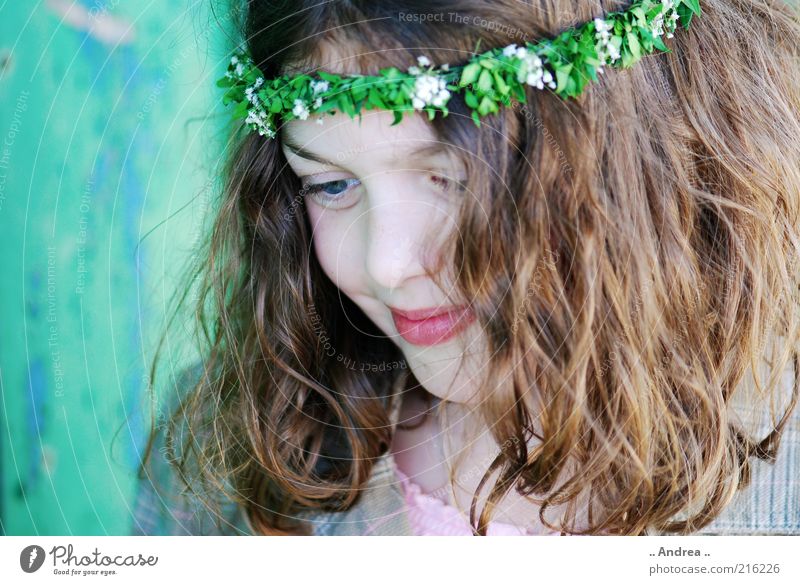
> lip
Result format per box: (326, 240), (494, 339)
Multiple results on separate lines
(389, 305), (476, 346)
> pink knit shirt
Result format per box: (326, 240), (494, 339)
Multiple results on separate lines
(394, 466), (562, 536)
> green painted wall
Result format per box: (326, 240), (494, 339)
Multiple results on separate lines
(6, 0), (795, 538)
(1, 1), (231, 535)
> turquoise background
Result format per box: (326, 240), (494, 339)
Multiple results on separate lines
(0, 1), (232, 535)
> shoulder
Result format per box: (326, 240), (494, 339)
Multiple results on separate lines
(302, 381), (413, 535)
(130, 365), (413, 536)
(129, 362), (253, 536)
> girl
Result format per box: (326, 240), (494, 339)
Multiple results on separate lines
(132, 0), (800, 536)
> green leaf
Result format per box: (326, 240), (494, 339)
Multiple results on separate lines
(646, 5), (664, 20)
(470, 109), (481, 127)
(627, 32), (641, 60)
(391, 109), (404, 126)
(652, 34), (670, 53)
(555, 64), (572, 94)
(232, 100), (249, 119)
(677, 3), (694, 29)
(380, 67), (402, 82)
(427, 107), (436, 121)
(317, 71), (341, 83)
(269, 99), (283, 113)
(478, 69), (493, 93)
(368, 87), (387, 109)
(291, 75), (311, 89)
(464, 90), (479, 109)
(338, 94), (355, 117)
(683, 0), (701, 16)
(460, 62), (481, 87)
(478, 96), (497, 116)
(314, 99), (338, 114)
(566, 74), (577, 96)
(635, 26), (654, 51)
(512, 83), (527, 102)
(621, 46), (634, 68)
(493, 71), (510, 95)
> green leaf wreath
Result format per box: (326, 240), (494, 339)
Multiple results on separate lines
(216, 0), (701, 138)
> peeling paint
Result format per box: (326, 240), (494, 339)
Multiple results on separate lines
(46, 0), (136, 46)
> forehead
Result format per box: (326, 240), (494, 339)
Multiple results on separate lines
(280, 109), (452, 167)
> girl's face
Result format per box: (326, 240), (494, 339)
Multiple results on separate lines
(282, 109), (489, 404)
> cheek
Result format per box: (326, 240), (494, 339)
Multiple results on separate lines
(307, 205), (362, 293)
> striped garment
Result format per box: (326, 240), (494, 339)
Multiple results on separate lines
(129, 363), (799, 536)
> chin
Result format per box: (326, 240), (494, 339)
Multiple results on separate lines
(403, 356), (481, 405)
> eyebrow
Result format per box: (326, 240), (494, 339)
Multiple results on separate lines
(281, 136), (452, 166)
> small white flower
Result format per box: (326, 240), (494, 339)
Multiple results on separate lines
(292, 99), (310, 120)
(253, 77), (264, 88)
(230, 55), (239, 65)
(313, 97), (323, 109)
(410, 73), (450, 110)
(235, 62), (244, 76)
(417, 55), (431, 67)
(526, 73), (543, 89)
(442, 63), (450, 71)
(408, 65), (421, 76)
(245, 106), (275, 138)
(515, 47), (527, 59)
(652, 1), (681, 38)
(310, 79), (330, 95)
(502, 43), (518, 57)
(595, 16), (622, 67)
(316, 116), (325, 125)
(519, 51), (556, 90)
(259, 123), (276, 139)
(594, 18), (612, 34)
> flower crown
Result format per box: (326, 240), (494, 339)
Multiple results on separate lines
(217, 0), (701, 139)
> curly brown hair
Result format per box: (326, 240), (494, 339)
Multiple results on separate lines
(140, 0), (800, 536)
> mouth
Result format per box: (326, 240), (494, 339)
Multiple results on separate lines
(389, 305), (476, 346)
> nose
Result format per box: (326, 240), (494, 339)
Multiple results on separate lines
(362, 175), (438, 291)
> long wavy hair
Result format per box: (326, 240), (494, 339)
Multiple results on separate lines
(141, 0), (800, 536)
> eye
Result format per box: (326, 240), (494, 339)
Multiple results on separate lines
(430, 172), (465, 194)
(301, 178), (361, 209)
(430, 174), (451, 190)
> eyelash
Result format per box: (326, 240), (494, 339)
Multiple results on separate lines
(300, 173), (459, 208)
(302, 178), (361, 199)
